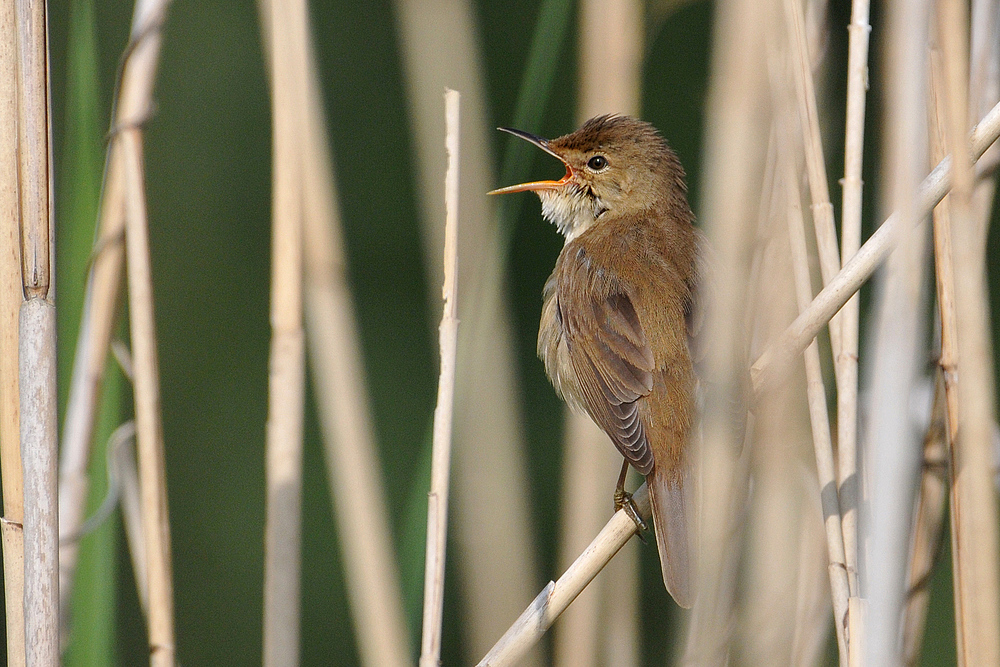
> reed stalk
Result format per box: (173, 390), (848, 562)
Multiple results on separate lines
(782, 0), (842, 361)
(393, 0), (547, 656)
(781, 136), (849, 665)
(260, 0), (309, 663)
(683, 0), (774, 663)
(477, 485), (651, 667)
(0, 1), (26, 664)
(19, 301), (58, 667)
(938, 0), (1000, 662)
(58, 0), (173, 621)
(864, 1), (933, 663)
(901, 376), (949, 666)
(14, 0), (58, 662)
(121, 128), (174, 667)
(419, 89), (461, 667)
(899, 50), (961, 666)
(287, 6), (411, 664)
(775, 6), (853, 658)
(838, 0), (872, 615)
(750, 97), (1000, 395)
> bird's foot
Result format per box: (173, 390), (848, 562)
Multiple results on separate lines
(614, 488), (648, 537)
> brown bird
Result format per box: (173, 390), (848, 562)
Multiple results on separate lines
(490, 115), (698, 608)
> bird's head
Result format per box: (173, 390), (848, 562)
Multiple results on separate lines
(490, 115), (687, 242)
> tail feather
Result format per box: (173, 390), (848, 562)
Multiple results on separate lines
(648, 465), (693, 608)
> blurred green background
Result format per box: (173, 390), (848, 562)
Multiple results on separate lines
(1, 0), (993, 664)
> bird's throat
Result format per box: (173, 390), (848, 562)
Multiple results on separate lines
(537, 187), (605, 243)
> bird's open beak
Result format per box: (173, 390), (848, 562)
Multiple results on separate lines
(488, 127), (573, 195)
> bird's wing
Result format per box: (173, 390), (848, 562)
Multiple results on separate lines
(559, 250), (656, 475)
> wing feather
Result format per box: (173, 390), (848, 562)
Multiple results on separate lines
(559, 248), (656, 475)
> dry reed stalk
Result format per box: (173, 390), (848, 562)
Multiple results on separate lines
(749, 97), (1000, 395)
(14, 2), (50, 303)
(419, 88), (461, 667)
(554, 2), (642, 665)
(260, 0), (309, 664)
(737, 225), (812, 664)
(0, 1), (26, 664)
(782, 0), (842, 361)
(683, 0), (774, 663)
(598, 545), (640, 666)
(773, 6), (854, 657)
(476, 484), (650, 667)
(790, 483), (834, 666)
(553, 416), (612, 667)
(393, 1), (540, 658)
(781, 5), (871, 646)
(781, 140), (849, 665)
(19, 302), (58, 666)
(901, 376), (949, 666)
(121, 130), (174, 666)
(864, 1), (933, 664)
(275, 3), (410, 664)
(848, 597), (865, 667)
(733, 104), (827, 663)
(900, 52), (958, 665)
(13, 0), (58, 662)
(116, 424), (148, 613)
(969, 0), (1000, 186)
(938, 0), (1000, 662)
(58, 0), (173, 617)
(838, 0), (871, 613)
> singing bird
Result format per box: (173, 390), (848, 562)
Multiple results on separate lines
(490, 115), (697, 608)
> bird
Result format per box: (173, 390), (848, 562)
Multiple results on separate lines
(490, 114), (698, 608)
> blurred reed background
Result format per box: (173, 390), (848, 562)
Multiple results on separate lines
(0, 0), (997, 664)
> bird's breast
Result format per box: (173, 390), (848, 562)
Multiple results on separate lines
(537, 272), (587, 413)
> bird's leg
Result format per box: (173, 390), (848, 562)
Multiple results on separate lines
(613, 458), (648, 534)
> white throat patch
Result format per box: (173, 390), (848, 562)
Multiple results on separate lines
(537, 187), (606, 243)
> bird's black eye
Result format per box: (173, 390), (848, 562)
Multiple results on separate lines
(587, 155), (608, 171)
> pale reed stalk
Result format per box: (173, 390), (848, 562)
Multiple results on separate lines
(684, 0), (775, 663)
(290, 11), (411, 667)
(732, 99), (829, 662)
(58, 0), (173, 619)
(19, 302), (57, 667)
(938, 0), (1000, 662)
(782, 0), (842, 361)
(121, 129), (174, 667)
(393, 1), (540, 658)
(0, 1), (26, 664)
(749, 98), (1000, 394)
(419, 88), (461, 667)
(901, 377), (949, 666)
(781, 142), (849, 665)
(476, 485), (650, 667)
(900, 52), (958, 666)
(260, 0), (309, 664)
(14, 0), (58, 663)
(261, 0), (414, 662)
(776, 5), (853, 659)
(864, 1), (932, 663)
(838, 0), (871, 614)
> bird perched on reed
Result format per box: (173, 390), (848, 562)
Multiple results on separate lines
(491, 115), (698, 608)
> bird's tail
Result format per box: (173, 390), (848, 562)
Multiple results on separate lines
(648, 464), (694, 608)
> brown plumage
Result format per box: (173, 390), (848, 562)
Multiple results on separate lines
(491, 115), (698, 608)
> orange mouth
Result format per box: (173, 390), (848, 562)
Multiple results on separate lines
(488, 127), (573, 195)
